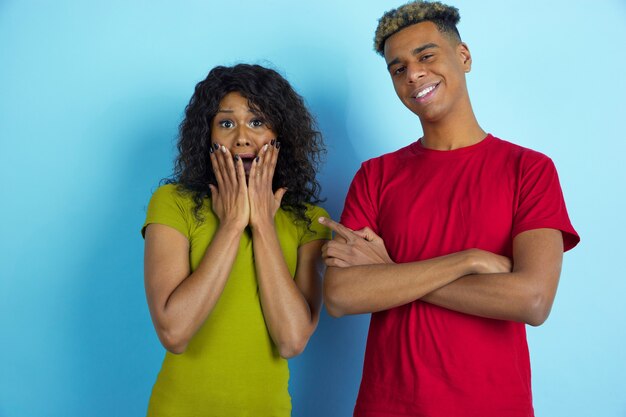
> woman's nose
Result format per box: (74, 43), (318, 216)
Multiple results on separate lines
(234, 126), (251, 147)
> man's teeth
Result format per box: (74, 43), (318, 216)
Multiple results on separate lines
(417, 85), (436, 98)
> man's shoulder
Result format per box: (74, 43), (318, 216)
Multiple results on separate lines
(491, 135), (550, 159)
(359, 142), (415, 170)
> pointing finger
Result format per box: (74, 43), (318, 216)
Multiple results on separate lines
(318, 217), (355, 242)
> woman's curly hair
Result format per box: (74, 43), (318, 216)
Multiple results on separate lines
(165, 63), (325, 229)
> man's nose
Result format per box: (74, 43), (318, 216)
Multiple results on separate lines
(406, 62), (427, 83)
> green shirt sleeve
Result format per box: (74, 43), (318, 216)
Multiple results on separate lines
(141, 184), (191, 239)
(299, 205), (332, 246)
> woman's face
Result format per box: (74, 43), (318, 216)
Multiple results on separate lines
(210, 91), (276, 176)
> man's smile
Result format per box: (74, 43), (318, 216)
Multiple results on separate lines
(411, 81), (440, 103)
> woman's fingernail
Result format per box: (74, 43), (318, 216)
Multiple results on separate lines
(255, 156), (260, 162)
(220, 145), (226, 153)
(234, 154), (240, 161)
(213, 143), (219, 150)
(209, 145), (214, 154)
(270, 139), (276, 145)
(276, 141), (281, 149)
(263, 144), (269, 152)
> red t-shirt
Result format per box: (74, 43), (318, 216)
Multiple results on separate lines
(340, 134), (579, 417)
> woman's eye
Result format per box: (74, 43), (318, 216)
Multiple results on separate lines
(219, 120), (234, 128)
(250, 119), (265, 127)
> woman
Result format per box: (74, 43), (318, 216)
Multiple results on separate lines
(141, 64), (330, 416)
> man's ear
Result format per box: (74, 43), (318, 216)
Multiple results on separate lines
(458, 42), (472, 73)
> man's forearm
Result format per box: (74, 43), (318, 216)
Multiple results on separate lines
(422, 229), (564, 326)
(421, 272), (546, 325)
(324, 250), (478, 317)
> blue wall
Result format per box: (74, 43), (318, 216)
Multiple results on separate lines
(1, 1), (625, 416)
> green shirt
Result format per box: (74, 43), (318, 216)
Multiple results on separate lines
(142, 184), (330, 417)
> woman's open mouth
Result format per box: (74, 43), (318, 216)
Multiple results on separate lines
(236, 153), (256, 175)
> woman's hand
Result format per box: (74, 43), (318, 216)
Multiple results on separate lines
(209, 144), (249, 231)
(248, 140), (287, 229)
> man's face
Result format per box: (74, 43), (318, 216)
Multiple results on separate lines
(384, 21), (471, 123)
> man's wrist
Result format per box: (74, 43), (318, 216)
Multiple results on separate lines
(462, 248), (485, 275)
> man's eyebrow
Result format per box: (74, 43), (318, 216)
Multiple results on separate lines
(386, 58), (401, 71)
(386, 43), (440, 70)
(412, 43), (439, 56)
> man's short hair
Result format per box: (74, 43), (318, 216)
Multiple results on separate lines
(374, 1), (461, 56)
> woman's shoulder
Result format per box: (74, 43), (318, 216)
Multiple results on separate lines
(146, 184), (203, 224)
(142, 184), (195, 238)
(303, 203), (330, 221)
(152, 183), (180, 197)
(279, 204), (331, 244)
(276, 203), (328, 220)
(150, 183), (196, 206)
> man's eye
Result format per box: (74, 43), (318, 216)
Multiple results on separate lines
(393, 66), (406, 75)
(420, 54), (434, 61)
(219, 120), (234, 128)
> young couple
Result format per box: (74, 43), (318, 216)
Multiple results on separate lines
(141, 2), (579, 416)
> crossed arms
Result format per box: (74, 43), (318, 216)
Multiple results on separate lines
(319, 217), (564, 326)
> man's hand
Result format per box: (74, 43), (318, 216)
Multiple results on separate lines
(318, 217), (394, 267)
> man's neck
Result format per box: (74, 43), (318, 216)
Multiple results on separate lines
(420, 106), (486, 151)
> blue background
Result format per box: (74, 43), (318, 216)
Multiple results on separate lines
(1, 1), (625, 416)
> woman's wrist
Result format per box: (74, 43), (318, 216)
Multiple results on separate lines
(249, 216), (275, 232)
(218, 217), (248, 235)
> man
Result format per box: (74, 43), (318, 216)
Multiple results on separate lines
(319, 1), (579, 416)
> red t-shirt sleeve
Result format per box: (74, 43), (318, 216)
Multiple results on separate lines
(512, 155), (580, 251)
(340, 162), (380, 234)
